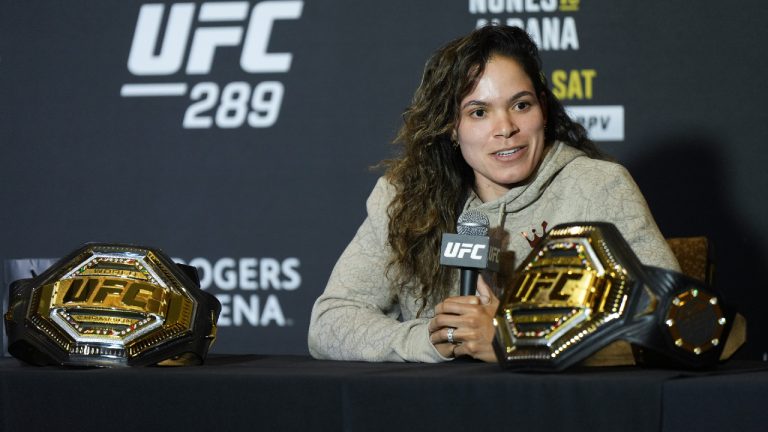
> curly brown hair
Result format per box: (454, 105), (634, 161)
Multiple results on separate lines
(382, 25), (602, 313)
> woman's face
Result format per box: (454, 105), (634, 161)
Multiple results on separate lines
(455, 55), (548, 202)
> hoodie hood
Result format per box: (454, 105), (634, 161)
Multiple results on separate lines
(462, 141), (587, 224)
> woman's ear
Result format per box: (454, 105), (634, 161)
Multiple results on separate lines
(450, 126), (460, 146)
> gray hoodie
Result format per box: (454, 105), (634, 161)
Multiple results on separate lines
(308, 142), (680, 362)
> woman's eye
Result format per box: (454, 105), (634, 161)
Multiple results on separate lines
(514, 101), (531, 111)
(470, 109), (486, 118)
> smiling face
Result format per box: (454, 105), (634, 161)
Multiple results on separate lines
(455, 55), (548, 202)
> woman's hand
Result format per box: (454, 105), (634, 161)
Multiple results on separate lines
(428, 276), (500, 362)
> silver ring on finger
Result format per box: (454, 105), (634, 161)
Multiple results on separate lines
(447, 327), (457, 345)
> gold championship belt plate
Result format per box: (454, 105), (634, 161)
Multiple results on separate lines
(493, 223), (745, 370)
(4, 243), (220, 367)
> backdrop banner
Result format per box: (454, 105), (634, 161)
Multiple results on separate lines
(1, 0), (766, 360)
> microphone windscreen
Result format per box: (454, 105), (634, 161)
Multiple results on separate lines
(457, 210), (489, 237)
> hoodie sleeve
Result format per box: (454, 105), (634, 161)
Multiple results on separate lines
(307, 177), (449, 362)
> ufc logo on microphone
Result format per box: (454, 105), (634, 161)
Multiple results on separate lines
(127, 1), (303, 76)
(443, 242), (486, 260)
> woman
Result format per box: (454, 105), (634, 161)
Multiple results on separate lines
(308, 25), (679, 362)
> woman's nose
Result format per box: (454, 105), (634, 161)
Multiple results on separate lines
(493, 114), (518, 138)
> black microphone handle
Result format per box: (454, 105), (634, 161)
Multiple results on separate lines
(460, 268), (477, 296)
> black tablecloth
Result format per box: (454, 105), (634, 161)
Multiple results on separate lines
(0, 355), (765, 432)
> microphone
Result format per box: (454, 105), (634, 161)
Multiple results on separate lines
(439, 210), (500, 296)
(457, 211), (489, 296)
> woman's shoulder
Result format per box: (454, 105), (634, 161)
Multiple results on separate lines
(558, 150), (635, 186)
(359, 177), (399, 236)
(367, 176), (396, 211)
(543, 148), (644, 205)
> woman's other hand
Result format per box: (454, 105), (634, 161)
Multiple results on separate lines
(428, 276), (499, 362)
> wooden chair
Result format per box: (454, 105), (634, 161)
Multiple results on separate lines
(665, 236), (714, 284)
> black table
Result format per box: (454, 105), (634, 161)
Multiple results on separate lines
(0, 355), (765, 432)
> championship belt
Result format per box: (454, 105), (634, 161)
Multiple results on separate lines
(493, 223), (745, 370)
(4, 243), (221, 367)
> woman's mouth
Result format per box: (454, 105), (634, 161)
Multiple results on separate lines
(495, 149), (520, 156)
(493, 146), (526, 159)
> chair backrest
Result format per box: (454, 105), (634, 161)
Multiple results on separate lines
(665, 236), (713, 285)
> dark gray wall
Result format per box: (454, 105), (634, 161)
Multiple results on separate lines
(1, 0), (766, 359)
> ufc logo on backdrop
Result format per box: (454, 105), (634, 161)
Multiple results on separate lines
(121, 1), (304, 130)
(443, 242), (487, 260)
(127, 1), (303, 75)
